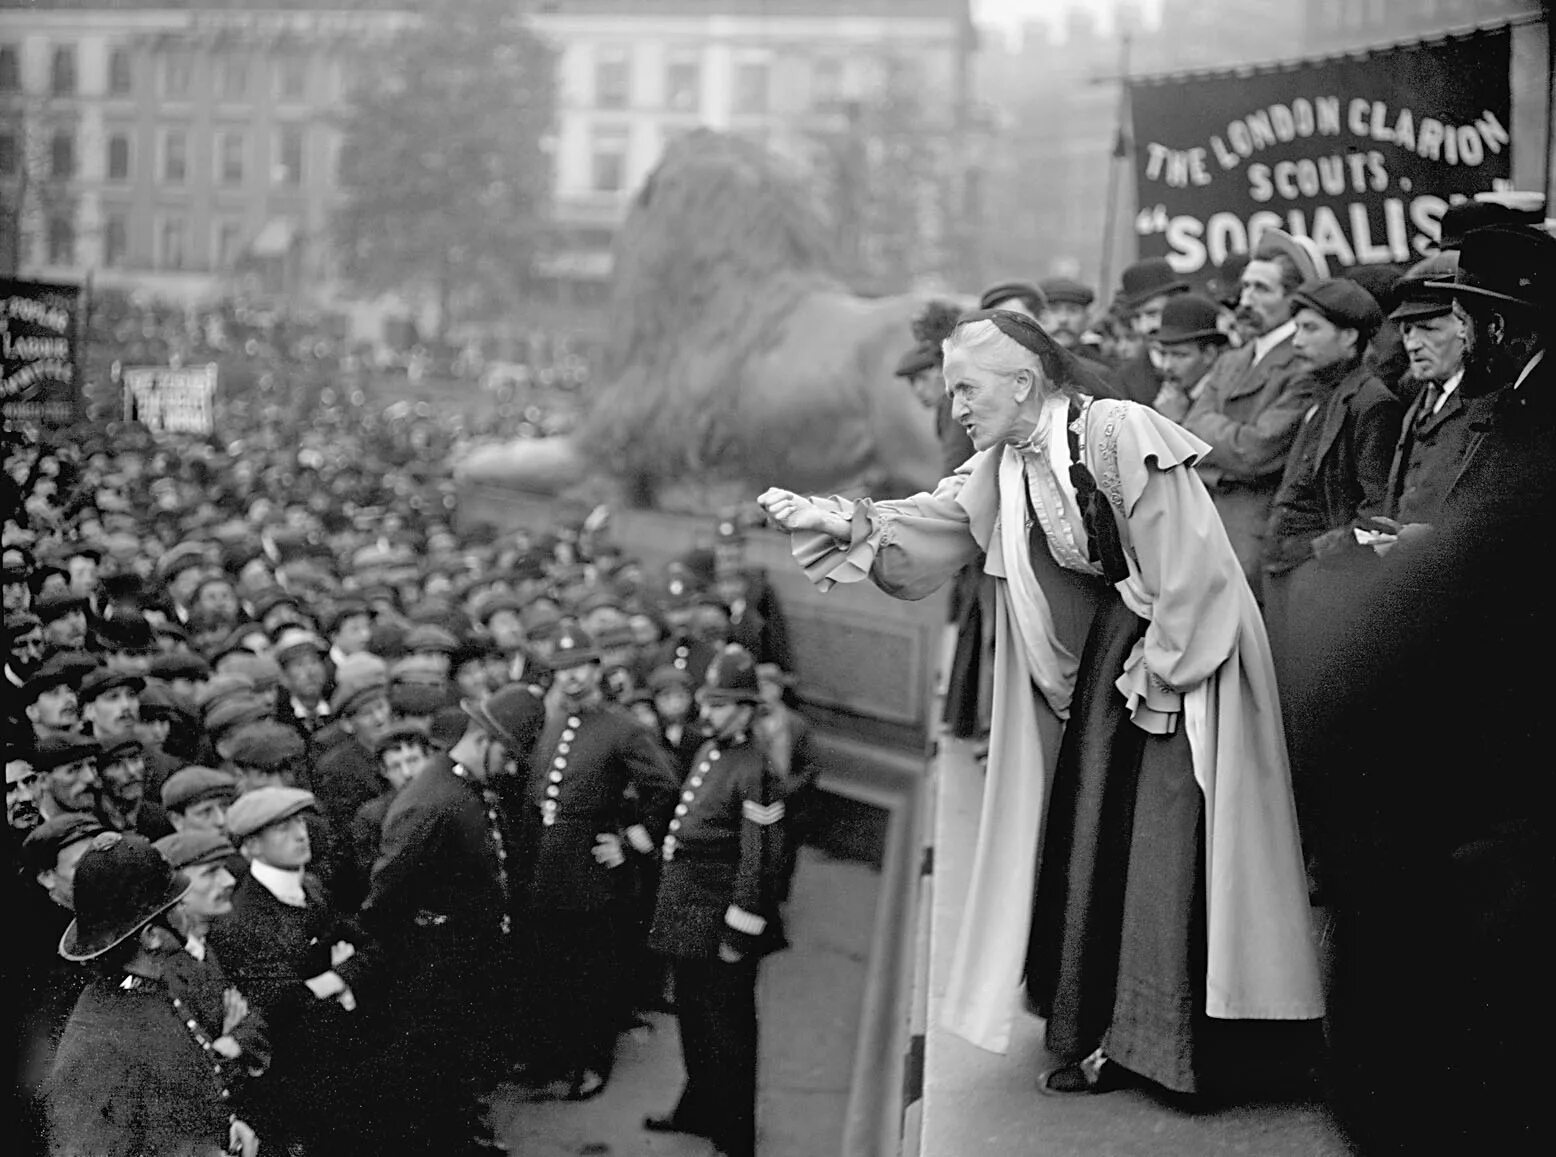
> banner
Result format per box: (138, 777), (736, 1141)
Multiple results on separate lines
(1, 278), (82, 427)
(122, 364), (218, 434)
(1129, 27), (1514, 279)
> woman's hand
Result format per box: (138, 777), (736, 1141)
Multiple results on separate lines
(758, 489), (847, 540)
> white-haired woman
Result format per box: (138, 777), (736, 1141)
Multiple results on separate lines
(759, 310), (1321, 1098)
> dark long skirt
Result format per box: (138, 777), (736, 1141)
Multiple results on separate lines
(1026, 590), (1320, 1095)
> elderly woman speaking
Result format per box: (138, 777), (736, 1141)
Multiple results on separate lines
(758, 310), (1321, 1097)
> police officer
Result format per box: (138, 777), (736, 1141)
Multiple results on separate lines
(644, 644), (788, 1157)
(509, 623), (679, 1100)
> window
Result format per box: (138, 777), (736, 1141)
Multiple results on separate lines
(47, 216), (74, 265)
(590, 125), (629, 192)
(275, 125), (304, 186)
(217, 55), (248, 101)
(159, 216), (186, 270)
(217, 131), (245, 185)
(108, 47), (133, 95)
(162, 51), (192, 99)
(0, 45), (20, 92)
(50, 130), (75, 180)
(0, 130), (16, 176)
(276, 55), (307, 100)
(106, 132), (131, 181)
(733, 60), (769, 116)
(104, 212), (129, 268)
(811, 57), (843, 109)
(50, 46), (77, 96)
(665, 55), (700, 112)
(215, 219), (245, 269)
(162, 129), (187, 184)
(595, 50), (630, 110)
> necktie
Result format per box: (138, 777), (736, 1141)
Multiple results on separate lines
(1416, 383), (1440, 426)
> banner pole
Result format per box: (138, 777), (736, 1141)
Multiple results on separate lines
(1098, 32), (1131, 301)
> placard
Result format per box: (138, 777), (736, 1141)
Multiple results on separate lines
(1, 278), (81, 427)
(122, 364), (218, 434)
(1129, 27), (1514, 278)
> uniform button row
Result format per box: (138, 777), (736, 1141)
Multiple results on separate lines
(548, 770), (562, 783)
(553, 757), (567, 769)
(675, 804), (687, 816)
(546, 785), (559, 798)
(557, 742), (571, 754)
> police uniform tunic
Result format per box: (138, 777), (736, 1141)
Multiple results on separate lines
(648, 730), (786, 1157)
(510, 699), (679, 1083)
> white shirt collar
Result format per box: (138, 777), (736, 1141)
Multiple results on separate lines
(292, 695), (330, 718)
(1433, 369), (1465, 413)
(1512, 349), (1546, 392)
(184, 934), (207, 961)
(1251, 319), (1297, 366)
(250, 859), (308, 908)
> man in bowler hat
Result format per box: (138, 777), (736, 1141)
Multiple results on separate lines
(1149, 293), (1230, 422)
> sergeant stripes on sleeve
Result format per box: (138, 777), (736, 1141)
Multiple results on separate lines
(741, 799), (785, 826)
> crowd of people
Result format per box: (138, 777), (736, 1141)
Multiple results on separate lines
(761, 193), (1550, 1154)
(5, 363), (815, 1157)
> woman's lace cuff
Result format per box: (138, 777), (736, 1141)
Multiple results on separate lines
(792, 497), (889, 592)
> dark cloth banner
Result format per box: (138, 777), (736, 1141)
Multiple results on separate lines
(1128, 27), (1513, 279)
(1, 278), (82, 427)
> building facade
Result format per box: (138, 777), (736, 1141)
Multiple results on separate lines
(1, 0), (972, 307)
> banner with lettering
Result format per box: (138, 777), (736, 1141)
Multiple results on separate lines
(122, 364), (218, 434)
(1129, 27), (1513, 279)
(1, 278), (82, 427)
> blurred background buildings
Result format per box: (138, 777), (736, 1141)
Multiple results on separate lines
(0, 0), (1547, 338)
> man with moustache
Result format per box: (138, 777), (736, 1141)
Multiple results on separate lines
(78, 667), (144, 747)
(1148, 294), (1231, 423)
(1183, 230), (1325, 589)
(510, 623), (680, 1100)
(1039, 277), (1115, 370)
(21, 657), (83, 742)
(361, 685), (546, 1155)
(34, 592), (88, 651)
(96, 735), (174, 839)
(31, 735), (102, 822)
(8, 755), (41, 835)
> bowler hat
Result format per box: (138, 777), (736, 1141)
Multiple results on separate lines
(21, 657), (82, 704)
(1153, 294), (1229, 346)
(460, 683), (546, 756)
(696, 644), (763, 705)
(225, 786), (317, 841)
(1290, 278), (1384, 341)
(93, 604), (155, 652)
(1424, 224), (1556, 313)
(1116, 258), (1189, 311)
(60, 832), (191, 961)
(1435, 191), (1546, 250)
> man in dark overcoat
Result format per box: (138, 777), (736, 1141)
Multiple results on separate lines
(359, 685), (544, 1155)
(644, 645), (788, 1157)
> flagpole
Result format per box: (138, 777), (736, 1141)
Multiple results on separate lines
(1098, 31), (1131, 300)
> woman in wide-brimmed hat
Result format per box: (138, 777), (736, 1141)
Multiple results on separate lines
(44, 831), (261, 1157)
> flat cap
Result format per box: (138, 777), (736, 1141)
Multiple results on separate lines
(224, 720), (306, 770)
(22, 813), (107, 875)
(220, 653), (284, 695)
(21, 657), (83, 704)
(979, 280), (1048, 313)
(148, 651), (213, 682)
(156, 542), (211, 582)
(154, 829), (237, 870)
(894, 342), (940, 379)
(98, 735), (146, 763)
(1290, 278), (1383, 339)
(34, 592), (88, 623)
(332, 672), (390, 716)
(375, 719), (432, 755)
(31, 734), (101, 772)
(272, 627), (327, 664)
(225, 786), (317, 841)
(204, 693), (275, 738)
(161, 766), (239, 812)
(390, 653), (447, 687)
(648, 664), (696, 691)
(198, 672), (258, 712)
(1038, 277), (1096, 307)
(78, 667), (146, 705)
(1388, 253), (1459, 323)
(403, 623), (460, 654)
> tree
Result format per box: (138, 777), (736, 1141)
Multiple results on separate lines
(808, 55), (955, 294)
(332, 0), (555, 338)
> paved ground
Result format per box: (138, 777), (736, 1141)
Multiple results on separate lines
(489, 845), (882, 1156)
